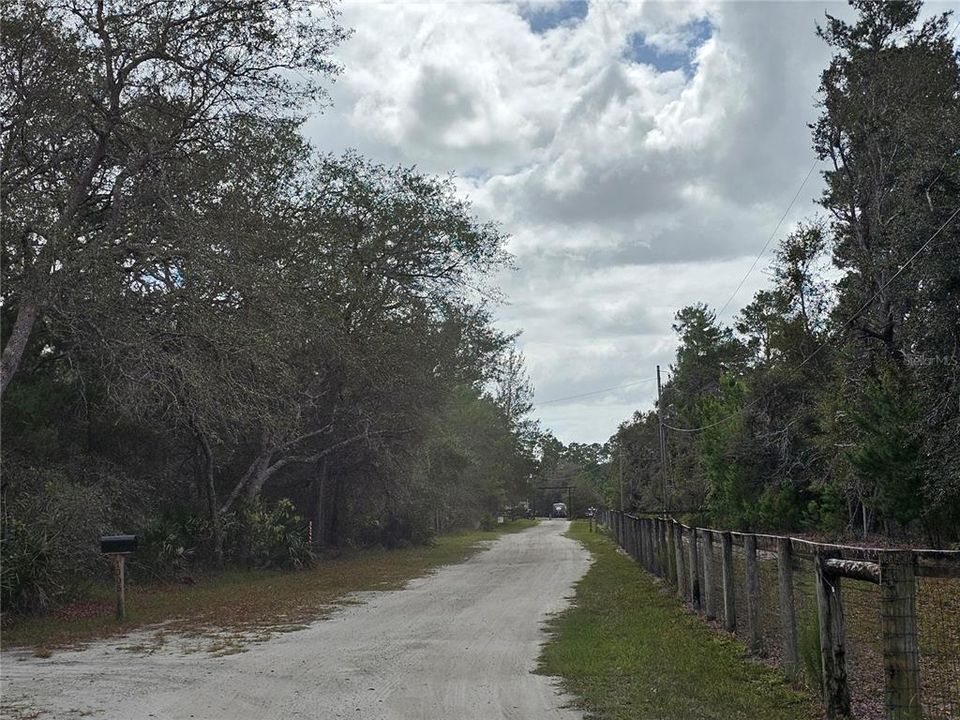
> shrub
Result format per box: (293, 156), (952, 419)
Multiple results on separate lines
(1, 476), (113, 613)
(381, 513), (435, 549)
(135, 508), (208, 578)
(803, 483), (847, 536)
(347, 512), (435, 550)
(752, 484), (806, 531)
(236, 499), (313, 569)
(0, 514), (62, 613)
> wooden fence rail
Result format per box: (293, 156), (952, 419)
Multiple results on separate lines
(595, 510), (960, 720)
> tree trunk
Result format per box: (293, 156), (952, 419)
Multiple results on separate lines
(1, 130), (111, 398)
(312, 459), (327, 552)
(326, 474), (343, 546)
(196, 430), (223, 567)
(0, 298), (40, 396)
(245, 460), (271, 500)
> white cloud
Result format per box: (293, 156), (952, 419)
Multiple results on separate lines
(303, 0), (955, 444)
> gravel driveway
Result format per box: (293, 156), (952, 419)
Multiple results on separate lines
(1, 520), (591, 720)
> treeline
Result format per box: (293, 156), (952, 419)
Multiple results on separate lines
(1, 0), (537, 613)
(611, 2), (960, 544)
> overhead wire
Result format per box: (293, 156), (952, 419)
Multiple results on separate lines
(663, 10), (960, 434)
(661, 205), (960, 433)
(533, 14), (960, 422)
(715, 158), (820, 318)
(535, 377), (656, 406)
(532, 160), (819, 414)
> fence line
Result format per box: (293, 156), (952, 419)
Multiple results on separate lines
(596, 510), (960, 720)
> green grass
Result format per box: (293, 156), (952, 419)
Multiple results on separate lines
(2, 519), (538, 652)
(538, 521), (820, 720)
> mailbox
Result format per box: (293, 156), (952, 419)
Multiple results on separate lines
(100, 534), (138, 554)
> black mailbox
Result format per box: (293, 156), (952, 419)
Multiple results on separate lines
(100, 534), (138, 554)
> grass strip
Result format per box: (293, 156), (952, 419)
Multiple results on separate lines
(538, 521), (821, 720)
(2, 519), (538, 652)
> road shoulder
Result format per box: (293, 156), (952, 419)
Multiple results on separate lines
(538, 521), (821, 720)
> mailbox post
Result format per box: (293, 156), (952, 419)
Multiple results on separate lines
(100, 535), (138, 620)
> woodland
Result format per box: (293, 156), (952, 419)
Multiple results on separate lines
(2, 0), (959, 616)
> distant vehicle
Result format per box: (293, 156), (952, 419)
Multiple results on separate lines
(551, 502), (568, 519)
(585, 506), (596, 518)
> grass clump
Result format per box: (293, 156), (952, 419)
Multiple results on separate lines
(538, 521), (820, 720)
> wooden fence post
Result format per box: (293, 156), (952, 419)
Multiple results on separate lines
(114, 554), (127, 621)
(878, 550), (921, 720)
(721, 531), (736, 632)
(634, 518), (642, 562)
(647, 518), (660, 575)
(657, 519), (667, 577)
(744, 534), (762, 653)
(688, 527), (701, 611)
(643, 518), (657, 573)
(674, 523), (686, 600)
(640, 518), (653, 572)
(633, 518), (641, 562)
(815, 553), (850, 719)
(702, 530), (716, 620)
(645, 520), (654, 572)
(666, 521), (677, 584)
(634, 517), (642, 564)
(637, 518), (643, 563)
(777, 537), (800, 680)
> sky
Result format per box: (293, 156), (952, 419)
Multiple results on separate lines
(302, 0), (958, 445)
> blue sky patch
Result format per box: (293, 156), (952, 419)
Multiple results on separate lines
(520, 1), (589, 34)
(625, 17), (712, 75)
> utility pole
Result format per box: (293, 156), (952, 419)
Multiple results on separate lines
(657, 365), (668, 515)
(618, 445), (624, 512)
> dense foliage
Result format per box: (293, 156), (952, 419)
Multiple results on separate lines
(604, 1), (960, 544)
(1, 0), (539, 612)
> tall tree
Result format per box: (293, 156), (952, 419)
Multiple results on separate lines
(1, 0), (348, 395)
(814, 0), (960, 537)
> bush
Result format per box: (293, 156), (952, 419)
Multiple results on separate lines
(349, 512), (435, 550)
(136, 508), (209, 578)
(803, 483), (847, 536)
(380, 514), (435, 549)
(751, 484), (806, 531)
(0, 514), (62, 613)
(234, 499), (313, 569)
(479, 513), (496, 531)
(1, 476), (113, 613)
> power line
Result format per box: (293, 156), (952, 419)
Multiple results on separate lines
(659, 17), (957, 433)
(545, 15), (960, 430)
(662, 205), (960, 433)
(716, 158), (820, 318)
(535, 377), (656, 406)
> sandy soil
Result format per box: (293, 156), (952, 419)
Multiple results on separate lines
(1, 520), (591, 720)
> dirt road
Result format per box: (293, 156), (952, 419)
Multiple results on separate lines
(1, 520), (590, 720)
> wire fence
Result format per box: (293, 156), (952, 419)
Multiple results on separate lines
(917, 576), (960, 720)
(598, 511), (960, 720)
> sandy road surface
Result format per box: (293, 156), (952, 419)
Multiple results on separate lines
(1, 520), (590, 720)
